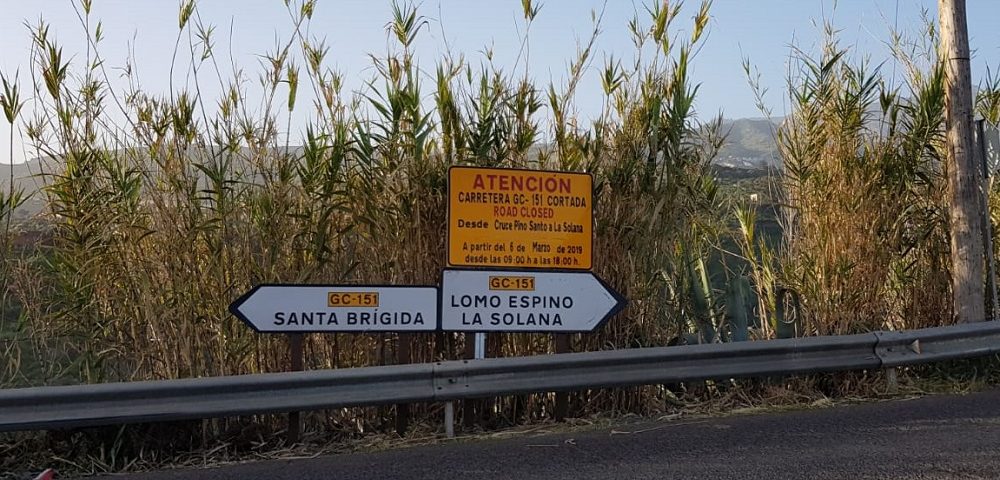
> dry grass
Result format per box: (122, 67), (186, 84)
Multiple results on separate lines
(739, 21), (958, 336)
(1, 0), (725, 423)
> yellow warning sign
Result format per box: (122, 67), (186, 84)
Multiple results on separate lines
(448, 166), (593, 270)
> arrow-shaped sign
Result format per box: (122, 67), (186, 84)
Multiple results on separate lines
(440, 269), (625, 332)
(229, 284), (438, 333)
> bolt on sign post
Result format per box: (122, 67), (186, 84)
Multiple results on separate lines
(229, 284), (438, 441)
(448, 166), (593, 270)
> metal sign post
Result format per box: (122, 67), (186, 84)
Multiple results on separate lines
(444, 165), (626, 425)
(287, 333), (304, 443)
(474, 332), (486, 359)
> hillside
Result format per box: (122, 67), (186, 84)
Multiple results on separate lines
(0, 118), (784, 220)
(715, 117), (780, 168)
(0, 161), (49, 219)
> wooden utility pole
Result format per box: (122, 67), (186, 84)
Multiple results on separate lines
(940, 0), (986, 323)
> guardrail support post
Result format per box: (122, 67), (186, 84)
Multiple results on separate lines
(885, 367), (899, 394)
(444, 401), (455, 438)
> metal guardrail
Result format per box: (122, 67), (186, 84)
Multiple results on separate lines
(2, 322), (999, 432)
(434, 332), (881, 399)
(0, 364), (437, 432)
(875, 321), (1000, 366)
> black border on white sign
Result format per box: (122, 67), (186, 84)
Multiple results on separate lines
(228, 283), (441, 334)
(438, 267), (627, 333)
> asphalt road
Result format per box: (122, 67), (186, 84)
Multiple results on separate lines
(96, 390), (1000, 480)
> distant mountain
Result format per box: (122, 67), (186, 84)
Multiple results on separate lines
(715, 117), (780, 169)
(0, 161), (44, 191)
(0, 160), (50, 219)
(0, 118), (785, 219)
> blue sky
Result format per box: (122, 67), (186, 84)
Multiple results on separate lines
(2, 0), (1000, 164)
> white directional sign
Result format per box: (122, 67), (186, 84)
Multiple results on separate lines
(440, 269), (625, 332)
(229, 285), (438, 333)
